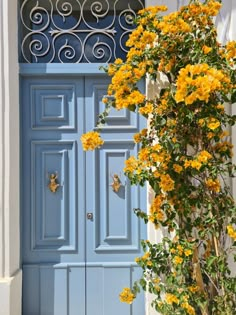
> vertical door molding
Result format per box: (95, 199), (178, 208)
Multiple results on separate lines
(0, 0), (22, 314)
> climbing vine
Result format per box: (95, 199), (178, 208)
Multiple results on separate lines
(81, 1), (236, 314)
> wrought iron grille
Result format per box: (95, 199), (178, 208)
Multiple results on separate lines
(19, 0), (144, 63)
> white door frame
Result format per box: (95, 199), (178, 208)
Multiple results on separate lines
(0, 0), (234, 315)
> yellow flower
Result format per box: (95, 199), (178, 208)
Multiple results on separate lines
(207, 132), (215, 139)
(213, 141), (233, 156)
(202, 45), (212, 54)
(174, 256), (183, 265)
(177, 245), (184, 255)
(184, 249), (192, 257)
(184, 160), (191, 168)
(140, 128), (147, 136)
(147, 261), (153, 266)
(102, 97), (108, 104)
(173, 164), (183, 173)
(197, 150), (212, 163)
(220, 130), (229, 138)
(139, 102), (153, 115)
(133, 133), (141, 143)
(225, 41), (236, 60)
(198, 119), (205, 127)
(81, 131), (104, 151)
(138, 5), (167, 16)
(142, 252), (150, 260)
(207, 118), (220, 130)
(175, 64), (231, 105)
(153, 278), (160, 284)
(165, 293), (179, 304)
(124, 156), (139, 173)
(114, 58), (123, 65)
(205, 178), (220, 192)
(138, 148), (150, 162)
(153, 170), (161, 178)
(190, 160), (202, 170)
(227, 225), (236, 240)
(216, 103), (225, 111)
(135, 257), (141, 263)
(181, 302), (196, 315)
(119, 288), (135, 304)
(160, 174), (175, 192)
(188, 285), (199, 293)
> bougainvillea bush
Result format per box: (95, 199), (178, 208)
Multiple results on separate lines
(81, 0), (236, 314)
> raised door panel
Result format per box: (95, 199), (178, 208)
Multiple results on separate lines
(22, 77), (85, 264)
(23, 264), (86, 315)
(31, 141), (77, 251)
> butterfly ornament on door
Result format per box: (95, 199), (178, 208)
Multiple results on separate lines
(48, 172), (60, 193)
(110, 173), (122, 193)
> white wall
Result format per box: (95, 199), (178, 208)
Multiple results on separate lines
(0, 0), (22, 314)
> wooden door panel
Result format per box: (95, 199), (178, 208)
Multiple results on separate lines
(85, 77), (146, 315)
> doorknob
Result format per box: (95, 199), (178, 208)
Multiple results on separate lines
(87, 213), (93, 220)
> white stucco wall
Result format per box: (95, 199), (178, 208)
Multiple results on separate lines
(0, 0), (21, 314)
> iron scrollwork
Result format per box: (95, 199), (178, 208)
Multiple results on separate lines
(20, 0), (144, 63)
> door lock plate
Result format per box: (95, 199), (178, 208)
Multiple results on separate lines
(87, 213), (93, 220)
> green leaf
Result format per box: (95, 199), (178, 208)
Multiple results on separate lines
(231, 90), (236, 104)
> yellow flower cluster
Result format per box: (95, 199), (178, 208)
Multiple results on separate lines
(160, 174), (175, 192)
(213, 141), (233, 157)
(123, 156), (139, 173)
(202, 45), (212, 54)
(173, 164), (183, 173)
(126, 27), (156, 50)
(188, 285), (200, 293)
(158, 12), (191, 34)
(80, 131), (104, 151)
(107, 61), (146, 110)
(155, 92), (170, 115)
(207, 118), (220, 130)
(138, 147), (150, 163)
(197, 150), (213, 163)
(205, 178), (221, 193)
(184, 150), (212, 171)
(171, 244), (193, 258)
(173, 256), (183, 265)
(158, 56), (176, 73)
(149, 195), (165, 224)
(143, 251), (150, 260)
(181, 302), (196, 315)
(119, 288), (135, 304)
(138, 5), (167, 16)
(165, 293), (179, 305)
(139, 102), (154, 116)
(227, 225), (236, 241)
(225, 41), (236, 61)
(175, 64), (231, 104)
(133, 128), (148, 143)
(184, 0), (221, 18)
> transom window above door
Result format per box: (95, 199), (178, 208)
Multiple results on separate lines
(19, 0), (144, 63)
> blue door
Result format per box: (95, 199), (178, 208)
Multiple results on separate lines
(21, 75), (146, 315)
